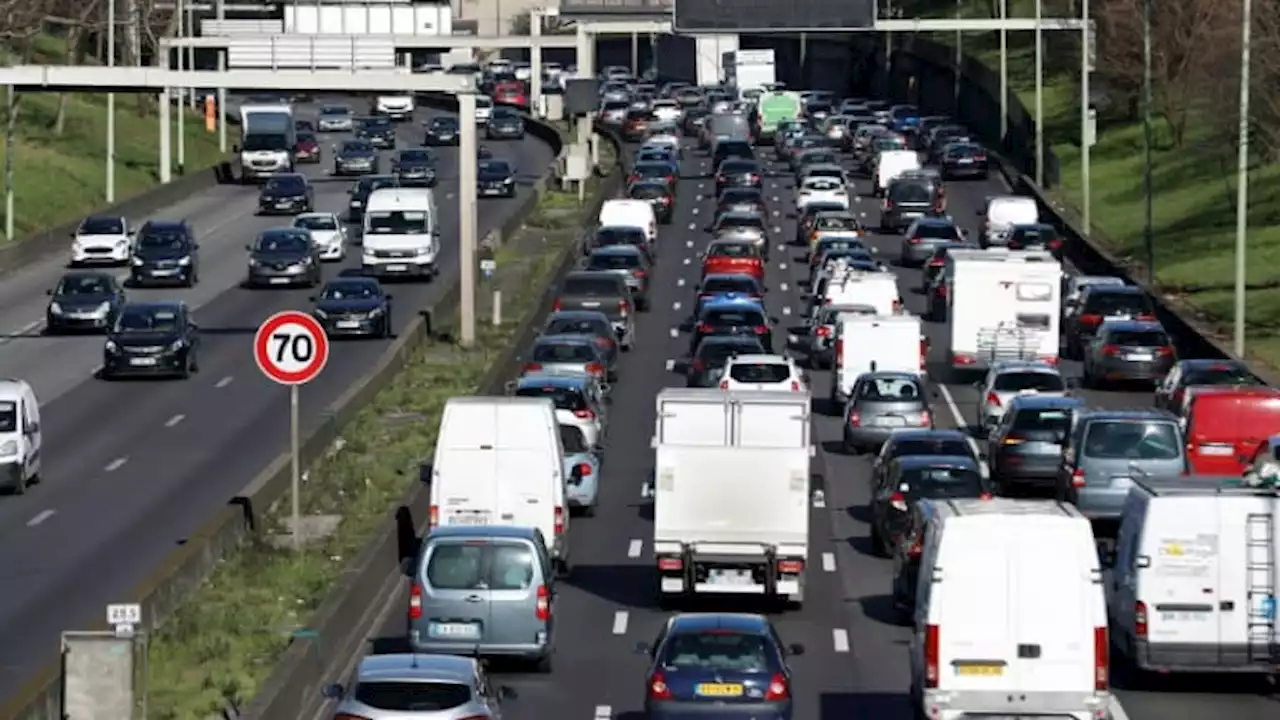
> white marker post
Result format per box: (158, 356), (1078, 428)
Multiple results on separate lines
(254, 311), (330, 551)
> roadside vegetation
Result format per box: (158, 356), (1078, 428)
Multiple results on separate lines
(1, 2), (224, 240)
(144, 139), (616, 719)
(908, 0), (1280, 371)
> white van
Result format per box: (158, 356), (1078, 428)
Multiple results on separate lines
(0, 379), (40, 494)
(979, 195), (1039, 247)
(598, 199), (658, 247)
(874, 149), (922, 197)
(821, 268), (900, 316)
(474, 95), (494, 124)
(428, 397), (574, 569)
(910, 498), (1110, 720)
(361, 188), (439, 279)
(831, 314), (924, 403)
(1108, 476), (1280, 676)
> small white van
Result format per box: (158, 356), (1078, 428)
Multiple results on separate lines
(1108, 476), (1280, 676)
(598, 199), (657, 247)
(428, 397), (575, 570)
(831, 314), (924, 403)
(909, 498), (1110, 720)
(874, 149), (922, 196)
(0, 379), (41, 494)
(361, 188), (439, 279)
(979, 195), (1039, 247)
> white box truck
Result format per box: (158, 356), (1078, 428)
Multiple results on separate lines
(650, 389), (813, 606)
(945, 248), (1062, 373)
(237, 104), (295, 182)
(722, 49), (776, 99)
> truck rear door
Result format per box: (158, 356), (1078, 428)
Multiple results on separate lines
(1142, 503), (1221, 653)
(657, 394), (730, 446)
(936, 525), (1017, 693)
(495, 449), (555, 540)
(734, 396), (808, 448)
(1011, 524), (1095, 693)
(439, 451), (498, 526)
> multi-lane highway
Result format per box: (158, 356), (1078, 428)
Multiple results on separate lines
(332, 132), (1278, 720)
(0, 96), (554, 699)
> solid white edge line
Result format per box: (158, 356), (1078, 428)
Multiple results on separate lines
(628, 538), (643, 558)
(215, 375), (234, 388)
(822, 552), (836, 572)
(938, 384), (967, 428)
(612, 611), (629, 635)
(594, 705), (612, 720)
(832, 628), (850, 652)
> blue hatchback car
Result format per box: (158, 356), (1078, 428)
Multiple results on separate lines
(638, 613), (803, 720)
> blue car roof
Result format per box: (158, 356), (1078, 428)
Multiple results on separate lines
(669, 613), (772, 635)
(702, 294), (765, 309)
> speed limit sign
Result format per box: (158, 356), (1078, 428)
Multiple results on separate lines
(254, 311), (330, 385)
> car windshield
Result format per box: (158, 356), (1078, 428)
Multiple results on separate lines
(729, 362), (790, 383)
(295, 215), (338, 231)
(1184, 363), (1262, 386)
(588, 253), (642, 270)
(367, 211), (428, 235)
(901, 467), (985, 497)
(265, 176), (305, 192)
(708, 243), (754, 258)
(662, 632), (771, 671)
(1109, 330), (1169, 346)
(342, 142), (374, 154)
(321, 281), (379, 300)
(532, 342), (595, 363)
(479, 160), (512, 175)
(515, 384), (588, 411)
(704, 308), (765, 326)
(914, 223), (959, 239)
(255, 234), (309, 252)
(296, 132), (317, 144)
(859, 377), (922, 400)
(546, 318), (608, 337)
(889, 183), (932, 202)
(398, 151), (431, 164)
(1084, 421), (1181, 460)
(321, 106), (349, 117)
(891, 105), (919, 120)
(360, 118), (392, 131)
(563, 276), (620, 295)
(79, 217), (124, 235)
(891, 438), (972, 459)
(116, 307), (179, 333)
(1011, 407), (1074, 440)
(559, 424), (589, 453)
(353, 681), (470, 713)
(430, 117), (458, 130)
(136, 230), (188, 251)
(425, 542), (534, 591)
(993, 371), (1065, 392)
(1087, 292), (1149, 315)
(57, 275), (111, 295)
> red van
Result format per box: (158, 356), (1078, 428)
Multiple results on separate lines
(1184, 387), (1280, 475)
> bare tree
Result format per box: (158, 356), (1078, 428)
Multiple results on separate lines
(1246, 0), (1280, 160)
(43, 0), (106, 136)
(1, 0), (52, 128)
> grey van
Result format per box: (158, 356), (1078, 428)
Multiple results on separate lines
(409, 525), (555, 671)
(1057, 409), (1186, 522)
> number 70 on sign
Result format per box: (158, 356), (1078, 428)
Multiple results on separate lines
(254, 311), (330, 385)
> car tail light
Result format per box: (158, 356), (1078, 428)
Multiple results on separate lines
(764, 673), (790, 701)
(574, 408), (596, 419)
(836, 338), (844, 365)
(848, 410), (861, 427)
(1049, 238), (1063, 250)
(1137, 313), (1156, 320)
(523, 362), (543, 372)
(935, 283), (948, 297)
(552, 298), (562, 311)
(649, 672), (673, 700)
(1135, 601), (1148, 637)
(1039, 355), (1060, 366)
(534, 584), (551, 621)
(777, 558), (804, 574)
(666, 175), (676, 183)
(660, 195), (672, 204)
(934, 202), (944, 213)
(1094, 626), (1109, 691)
(618, 299), (630, 317)
(585, 362), (605, 377)
(691, 359), (705, 373)
(553, 506), (565, 535)
(657, 556), (683, 571)
(697, 322), (714, 334)
(1078, 313), (1102, 326)
(409, 583), (423, 619)
(749, 174), (760, 183)
(790, 380), (801, 391)
(907, 534), (924, 557)
(985, 391), (1001, 408)
(1102, 344), (1121, 357)
(928, 258), (945, 267)
(890, 491), (908, 512)
(883, 199), (894, 210)
(920, 338), (928, 369)
(924, 624), (940, 688)
(428, 504), (439, 528)
(816, 326), (831, 338)
(719, 379), (730, 389)
(1157, 346), (1174, 356)
(909, 235), (922, 244)
(1072, 467), (1087, 488)
(595, 337), (615, 349)
(633, 269), (647, 278)
(892, 299), (903, 313)
(575, 463), (593, 477)
(919, 410), (932, 425)
(752, 325), (768, 335)
(975, 153), (987, 161)
(979, 491), (993, 500)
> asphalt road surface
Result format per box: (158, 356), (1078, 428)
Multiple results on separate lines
(0, 95), (555, 700)
(340, 133), (1278, 720)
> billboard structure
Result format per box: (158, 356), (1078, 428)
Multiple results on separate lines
(673, 0), (877, 32)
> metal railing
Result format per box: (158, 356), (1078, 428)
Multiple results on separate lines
(226, 35), (397, 70)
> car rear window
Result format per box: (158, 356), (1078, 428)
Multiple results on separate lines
(515, 385), (588, 411)
(718, 216), (763, 230)
(559, 424), (589, 453)
(1086, 291), (1149, 315)
(702, 277), (757, 294)
(914, 224), (958, 239)
(1108, 330), (1170, 346)
(890, 438), (972, 459)
(1083, 421), (1181, 460)
(1012, 226), (1058, 244)
(708, 243), (755, 258)
(588, 253), (642, 270)
(562, 276), (621, 295)
(546, 318), (607, 337)
(719, 160), (756, 174)
(1011, 407), (1074, 440)
(901, 467), (985, 497)
(425, 542), (534, 590)
(704, 308), (765, 326)
(1184, 364), (1262, 386)
(729, 363), (790, 384)
(993, 371), (1065, 392)
(630, 185), (666, 200)
(662, 632), (772, 671)
(859, 377), (923, 400)
(353, 680), (471, 712)
(889, 183), (932, 202)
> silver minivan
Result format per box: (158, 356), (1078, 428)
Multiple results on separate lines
(409, 525), (555, 671)
(1058, 409), (1187, 522)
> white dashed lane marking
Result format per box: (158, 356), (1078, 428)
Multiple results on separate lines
(677, 278), (686, 287)
(628, 539), (643, 558)
(672, 302), (682, 311)
(594, 705), (613, 720)
(822, 552), (836, 572)
(215, 375), (234, 388)
(833, 628), (850, 653)
(104, 457), (128, 473)
(612, 611), (629, 635)
(26, 510), (55, 527)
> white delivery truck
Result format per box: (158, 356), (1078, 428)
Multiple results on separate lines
(1109, 474), (1280, 676)
(722, 49), (776, 100)
(361, 188), (439, 279)
(945, 248), (1062, 374)
(831, 314), (926, 404)
(427, 397), (576, 570)
(237, 104), (296, 182)
(651, 389), (812, 606)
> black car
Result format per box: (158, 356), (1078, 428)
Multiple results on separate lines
(311, 277), (392, 338)
(392, 149), (437, 187)
(294, 119), (315, 132)
(939, 141), (989, 179)
(711, 139), (754, 169)
(870, 456), (989, 556)
(129, 220), (199, 287)
(716, 187), (766, 216)
(690, 299), (774, 355)
(629, 161), (679, 190)
(245, 228), (322, 288)
(1064, 285), (1156, 358)
(424, 116), (460, 145)
(477, 159), (517, 198)
(348, 175), (400, 221)
(485, 108), (526, 139)
(333, 139), (380, 176)
(1006, 222), (1063, 257)
(256, 173), (313, 215)
(101, 301), (200, 380)
(45, 271), (124, 333)
(680, 335), (766, 387)
(628, 180), (675, 224)
(356, 116), (396, 149)
(1154, 358), (1265, 414)
(681, 108), (709, 137)
(715, 158), (763, 195)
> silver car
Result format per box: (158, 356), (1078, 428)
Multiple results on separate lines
(524, 334), (609, 383)
(842, 372), (934, 453)
(1058, 410), (1186, 521)
(316, 104), (354, 132)
(710, 210), (769, 259)
(323, 653), (512, 719)
(975, 360), (1070, 433)
(1082, 319), (1176, 388)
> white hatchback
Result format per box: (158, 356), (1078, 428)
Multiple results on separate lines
(292, 212), (347, 261)
(71, 215), (132, 266)
(796, 176), (850, 212)
(720, 354), (808, 392)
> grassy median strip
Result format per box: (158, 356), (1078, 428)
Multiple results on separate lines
(145, 158), (611, 717)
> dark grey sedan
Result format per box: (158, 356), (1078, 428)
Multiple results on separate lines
(582, 246), (651, 311)
(842, 372), (934, 454)
(1082, 320), (1176, 388)
(987, 394), (1085, 493)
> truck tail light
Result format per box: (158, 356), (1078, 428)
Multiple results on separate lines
(573, 408), (596, 419)
(924, 624), (940, 688)
(554, 506), (565, 535)
(409, 583), (423, 619)
(428, 505), (439, 528)
(1094, 626), (1109, 691)
(1135, 602), (1148, 637)
(777, 558), (804, 574)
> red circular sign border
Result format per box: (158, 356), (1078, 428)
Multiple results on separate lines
(253, 311), (330, 385)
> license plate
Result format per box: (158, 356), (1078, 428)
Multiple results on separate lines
(385, 264), (408, 272)
(708, 570), (754, 585)
(129, 357), (158, 366)
(1126, 353), (1153, 361)
(581, 301), (601, 308)
(150, 268), (177, 275)
(428, 622), (481, 639)
(696, 683), (744, 697)
(1199, 445), (1235, 456)
(448, 514), (489, 526)
(1160, 611), (1208, 622)
(875, 416), (906, 427)
(484, 188), (504, 195)
(336, 320), (361, 329)
(269, 277), (292, 284)
(276, 202), (292, 208)
(956, 664), (1003, 676)
(957, 158), (974, 164)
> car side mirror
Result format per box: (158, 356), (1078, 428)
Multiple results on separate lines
(308, 295), (317, 302)
(504, 380), (517, 394)
(244, 244), (252, 251)
(975, 208), (985, 216)
(769, 316), (780, 325)
(787, 643), (806, 656)
(385, 293), (394, 300)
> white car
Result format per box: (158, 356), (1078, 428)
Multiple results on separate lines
(474, 95), (493, 124)
(796, 176), (850, 212)
(720, 354), (808, 392)
(651, 100), (682, 124)
(292, 212), (347, 262)
(374, 94), (414, 120)
(70, 215), (132, 266)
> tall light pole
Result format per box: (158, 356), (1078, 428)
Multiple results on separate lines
(1034, 0), (1044, 186)
(1141, 0), (1154, 283)
(106, 0), (116, 203)
(999, 0), (1008, 141)
(1080, 0), (1090, 234)
(1235, 0), (1253, 356)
